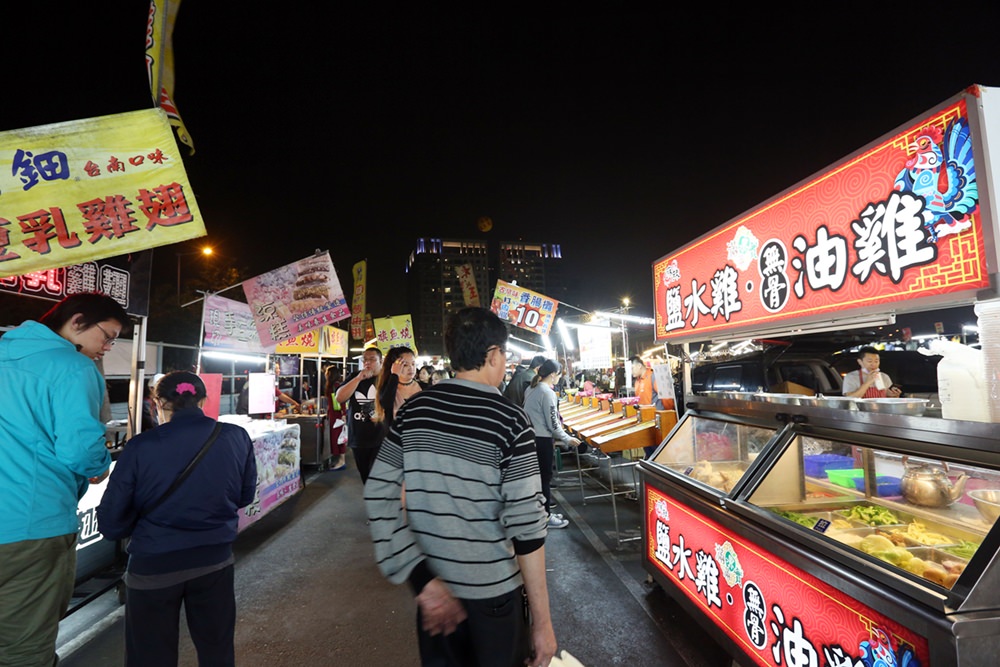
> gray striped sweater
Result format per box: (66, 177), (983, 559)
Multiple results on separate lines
(364, 378), (547, 600)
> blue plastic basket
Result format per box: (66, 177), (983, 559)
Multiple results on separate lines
(853, 475), (902, 497)
(803, 454), (855, 477)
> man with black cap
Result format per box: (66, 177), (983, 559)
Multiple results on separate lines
(503, 354), (547, 406)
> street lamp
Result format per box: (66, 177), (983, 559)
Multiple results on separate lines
(176, 245), (214, 303)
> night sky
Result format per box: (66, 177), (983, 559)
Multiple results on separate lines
(6, 3), (1000, 335)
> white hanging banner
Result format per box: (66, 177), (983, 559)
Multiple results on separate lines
(576, 324), (612, 370)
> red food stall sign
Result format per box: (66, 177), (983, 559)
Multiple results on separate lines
(654, 95), (989, 342)
(644, 483), (930, 667)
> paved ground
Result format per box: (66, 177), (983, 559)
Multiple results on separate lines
(57, 452), (733, 666)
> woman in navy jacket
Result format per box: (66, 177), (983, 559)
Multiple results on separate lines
(98, 371), (257, 667)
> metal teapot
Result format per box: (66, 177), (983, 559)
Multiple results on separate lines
(900, 456), (969, 508)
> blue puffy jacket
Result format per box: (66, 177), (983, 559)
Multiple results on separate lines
(97, 408), (257, 574)
(0, 321), (111, 545)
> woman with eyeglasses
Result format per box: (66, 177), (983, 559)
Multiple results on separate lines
(0, 292), (129, 664)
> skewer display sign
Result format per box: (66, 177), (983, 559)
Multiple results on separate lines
(242, 252), (350, 347)
(490, 279), (558, 335)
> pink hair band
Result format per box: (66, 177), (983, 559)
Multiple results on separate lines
(176, 382), (197, 395)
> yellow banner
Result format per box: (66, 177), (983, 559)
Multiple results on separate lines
(373, 314), (417, 356)
(350, 260), (367, 339)
(490, 279), (558, 335)
(0, 109), (205, 279)
(146, 0), (194, 152)
(321, 326), (349, 357)
(275, 330), (321, 354)
(275, 326), (347, 355)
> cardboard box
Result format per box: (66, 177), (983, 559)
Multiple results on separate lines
(768, 381), (815, 396)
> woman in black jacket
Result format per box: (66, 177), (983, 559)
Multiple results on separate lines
(97, 371), (257, 667)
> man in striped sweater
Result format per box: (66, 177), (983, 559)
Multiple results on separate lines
(365, 307), (557, 667)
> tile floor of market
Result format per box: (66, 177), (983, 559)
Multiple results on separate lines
(57, 451), (735, 667)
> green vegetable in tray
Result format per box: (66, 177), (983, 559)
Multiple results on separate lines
(941, 541), (979, 559)
(773, 509), (817, 528)
(843, 504), (899, 526)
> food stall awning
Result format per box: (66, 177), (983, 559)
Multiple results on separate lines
(653, 85), (1000, 345)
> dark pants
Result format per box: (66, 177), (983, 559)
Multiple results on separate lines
(125, 565), (236, 667)
(353, 446), (380, 484)
(0, 533), (76, 667)
(329, 416), (347, 457)
(535, 436), (554, 514)
(417, 586), (530, 667)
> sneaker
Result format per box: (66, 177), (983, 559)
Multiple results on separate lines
(547, 514), (569, 529)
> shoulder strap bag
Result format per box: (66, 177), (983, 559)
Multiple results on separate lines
(139, 422), (223, 519)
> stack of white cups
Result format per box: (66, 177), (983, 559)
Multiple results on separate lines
(974, 299), (1000, 422)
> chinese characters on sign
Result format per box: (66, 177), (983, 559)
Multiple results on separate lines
(373, 314), (417, 356)
(0, 250), (152, 316)
(490, 279), (559, 335)
(275, 330), (320, 354)
(653, 98), (988, 342)
(242, 253), (351, 348)
(237, 425), (302, 533)
(321, 326), (349, 357)
(350, 260), (367, 340)
(455, 263), (481, 307)
(645, 485), (929, 667)
(202, 294), (270, 352)
(0, 109), (206, 278)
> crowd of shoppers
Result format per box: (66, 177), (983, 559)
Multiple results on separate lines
(5, 293), (579, 666)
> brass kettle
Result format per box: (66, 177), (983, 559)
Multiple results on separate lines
(900, 456), (968, 508)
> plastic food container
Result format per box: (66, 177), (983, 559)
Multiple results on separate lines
(827, 468), (863, 488)
(804, 454), (855, 477)
(852, 475), (903, 497)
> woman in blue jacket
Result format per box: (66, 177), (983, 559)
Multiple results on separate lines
(0, 292), (128, 665)
(98, 371), (257, 667)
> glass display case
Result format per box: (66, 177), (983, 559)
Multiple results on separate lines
(639, 396), (1000, 666)
(750, 433), (998, 594)
(650, 411), (780, 496)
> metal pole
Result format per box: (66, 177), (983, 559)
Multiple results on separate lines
(128, 316), (148, 439)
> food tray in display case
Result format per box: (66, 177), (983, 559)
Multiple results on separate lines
(732, 421), (1000, 612)
(647, 411), (781, 499)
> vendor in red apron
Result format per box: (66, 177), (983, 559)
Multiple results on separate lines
(841, 346), (902, 398)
